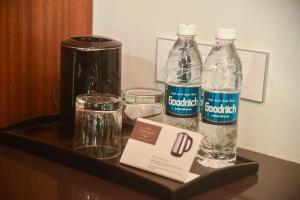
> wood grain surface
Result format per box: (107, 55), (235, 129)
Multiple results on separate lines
(0, 0), (93, 125)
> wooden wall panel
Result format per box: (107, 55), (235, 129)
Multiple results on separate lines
(0, 0), (93, 125)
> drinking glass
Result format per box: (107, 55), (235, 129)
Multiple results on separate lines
(73, 93), (122, 159)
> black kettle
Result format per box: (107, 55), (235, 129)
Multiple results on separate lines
(59, 35), (122, 133)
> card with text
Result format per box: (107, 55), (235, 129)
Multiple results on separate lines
(120, 118), (202, 183)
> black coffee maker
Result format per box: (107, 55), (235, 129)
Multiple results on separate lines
(59, 35), (122, 132)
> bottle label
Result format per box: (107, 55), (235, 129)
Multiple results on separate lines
(165, 84), (201, 118)
(202, 91), (239, 125)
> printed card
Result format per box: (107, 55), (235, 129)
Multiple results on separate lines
(120, 118), (202, 183)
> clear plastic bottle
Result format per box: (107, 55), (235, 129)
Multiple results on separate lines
(164, 24), (203, 131)
(197, 28), (242, 168)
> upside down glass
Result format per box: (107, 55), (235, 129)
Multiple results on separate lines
(73, 93), (122, 159)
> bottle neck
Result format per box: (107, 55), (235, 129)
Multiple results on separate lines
(178, 34), (195, 40)
(215, 38), (235, 46)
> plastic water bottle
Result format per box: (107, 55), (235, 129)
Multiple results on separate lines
(164, 24), (203, 131)
(197, 28), (242, 168)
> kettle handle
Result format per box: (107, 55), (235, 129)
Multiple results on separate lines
(52, 80), (60, 111)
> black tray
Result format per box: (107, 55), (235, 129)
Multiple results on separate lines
(0, 115), (258, 200)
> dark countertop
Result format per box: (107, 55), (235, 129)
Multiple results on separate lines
(0, 144), (299, 200)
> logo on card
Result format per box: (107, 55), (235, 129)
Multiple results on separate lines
(171, 132), (193, 157)
(130, 121), (161, 145)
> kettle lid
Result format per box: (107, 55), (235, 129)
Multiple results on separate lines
(62, 35), (121, 50)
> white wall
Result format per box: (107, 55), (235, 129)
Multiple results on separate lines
(93, 0), (300, 163)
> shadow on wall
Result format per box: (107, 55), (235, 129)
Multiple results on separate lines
(122, 54), (157, 89)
